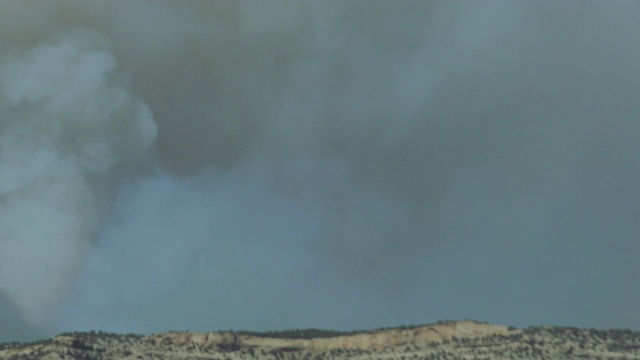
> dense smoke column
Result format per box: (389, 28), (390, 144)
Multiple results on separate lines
(0, 28), (156, 338)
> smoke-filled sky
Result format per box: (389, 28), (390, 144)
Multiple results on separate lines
(1, 0), (639, 342)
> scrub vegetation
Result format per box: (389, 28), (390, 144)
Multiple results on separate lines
(2, 321), (640, 359)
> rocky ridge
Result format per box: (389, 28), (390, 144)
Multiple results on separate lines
(1, 320), (640, 359)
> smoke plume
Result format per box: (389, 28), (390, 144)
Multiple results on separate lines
(1, 1), (639, 341)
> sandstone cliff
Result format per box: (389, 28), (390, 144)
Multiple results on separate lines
(1, 320), (639, 359)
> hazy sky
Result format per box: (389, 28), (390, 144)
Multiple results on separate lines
(1, 1), (639, 342)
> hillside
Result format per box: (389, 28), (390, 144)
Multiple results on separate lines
(1, 320), (640, 359)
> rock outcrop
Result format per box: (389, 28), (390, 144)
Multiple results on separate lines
(1, 320), (639, 359)
(148, 320), (511, 351)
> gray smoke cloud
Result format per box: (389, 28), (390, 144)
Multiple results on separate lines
(1, 1), (639, 342)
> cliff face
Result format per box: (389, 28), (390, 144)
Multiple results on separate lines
(1, 320), (640, 360)
(146, 320), (511, 351)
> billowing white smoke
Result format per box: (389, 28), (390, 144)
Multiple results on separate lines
(0, 29), (156, 329)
